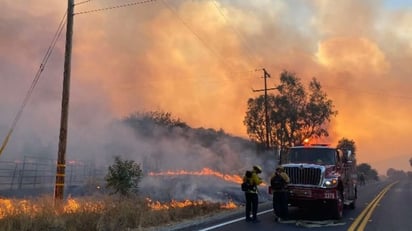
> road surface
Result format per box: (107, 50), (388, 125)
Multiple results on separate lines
(175, 178), (411, 231)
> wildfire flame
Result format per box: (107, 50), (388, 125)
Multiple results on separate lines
(149, 167), (267, 186)
(0, 198), (39, 218)
(0, 197), (237, 219)
(0, 197), (105, 219)
(220, 200), (237, 209)
(146, 198), (237, 210)
(148, 167), (244, 184)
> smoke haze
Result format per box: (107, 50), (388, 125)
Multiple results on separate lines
(1, 0), (412, 175)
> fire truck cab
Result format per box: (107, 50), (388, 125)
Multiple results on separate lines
(281, 144), (357, 219)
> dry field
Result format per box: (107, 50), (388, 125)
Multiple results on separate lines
(0, 195), (237, 231)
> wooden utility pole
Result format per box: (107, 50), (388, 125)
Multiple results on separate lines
(253, 68), (277, 149)
(54, 0), (74, 202)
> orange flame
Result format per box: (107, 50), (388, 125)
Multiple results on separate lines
(0, 197), (237, 219)
(149, 167), (267, 186)
(220, 200), (237, 209)
(0, 197), (105, 218)
(63, 198), (80, 213)
(149, 167), (244, 184)
(0, 198), (40, 218)
(146, 198), (237, 210)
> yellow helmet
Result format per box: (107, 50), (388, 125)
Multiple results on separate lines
(276, 165), (284, 171)
(253, 165), (262, 173)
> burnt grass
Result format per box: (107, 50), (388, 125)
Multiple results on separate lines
(0, 194), (237, 231)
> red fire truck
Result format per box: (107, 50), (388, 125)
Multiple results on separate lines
(281, 143), (357, 219)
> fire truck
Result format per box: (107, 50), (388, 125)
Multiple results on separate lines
(281, 143), (357, 219)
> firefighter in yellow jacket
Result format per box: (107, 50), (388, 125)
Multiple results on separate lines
(243, 165), (263, 223)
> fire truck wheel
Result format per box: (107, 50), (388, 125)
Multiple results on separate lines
(349, 187), (357, 209)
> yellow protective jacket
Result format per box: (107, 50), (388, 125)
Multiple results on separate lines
(243, 170), (263, 194)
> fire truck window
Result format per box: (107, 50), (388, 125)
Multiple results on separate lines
(288, 149), (336, 165)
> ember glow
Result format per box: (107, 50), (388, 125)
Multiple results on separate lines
(148, 167), (244, 184)
(0, 198), (39, 219)
(0, 196), (237, 219)
(63, 197), (105, 214)
(146, 198), (237, 211)
(148, 167), (267, 187)
(0, 198), (99, 218)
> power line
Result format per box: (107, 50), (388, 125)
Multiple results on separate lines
(74, 0), (157, 15)
(252, 68), (277, 149)
(211, 0), (259, 68)
(74, 0), (259, 75)
(160, 0), (242, 72)
(0, 12), (67, 157)
(74, 0), (92, 6)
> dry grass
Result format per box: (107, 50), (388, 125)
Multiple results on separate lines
(0, 195), (235, 231)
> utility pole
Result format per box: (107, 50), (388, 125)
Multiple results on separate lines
(54, 0), (74, 202)
(253, 68), (277, 149)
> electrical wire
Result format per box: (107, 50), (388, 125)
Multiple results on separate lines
(75, 0), (92, 6)
(74, 0), (156, 15)
(211, 0), (259, 68)
(74, 0), (258, 75)
(160, 0), (241, 72)
(0, 12), (67, 157)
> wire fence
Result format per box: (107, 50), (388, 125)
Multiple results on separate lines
(0, 156), (106, 192)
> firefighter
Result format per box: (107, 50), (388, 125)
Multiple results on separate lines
(244, 165), (263, 223)
(270, 166), (290, 222)
(358, 172), (366, 186)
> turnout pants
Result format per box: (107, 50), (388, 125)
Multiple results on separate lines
(273, 191), (288, 219)
(245, 192), (258, 220)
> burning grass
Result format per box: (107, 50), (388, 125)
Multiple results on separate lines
(0, 195), (237, 231)
(148, 167), (244, 184)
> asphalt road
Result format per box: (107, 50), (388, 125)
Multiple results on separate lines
(175, 178), (411, 231)
(363, 179), (411, 231)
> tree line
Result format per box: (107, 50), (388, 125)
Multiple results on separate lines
(244, 70), (340, 159)
(106, 70), (382, 196)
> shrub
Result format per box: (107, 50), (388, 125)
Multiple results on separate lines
(105, 156), (143, 197)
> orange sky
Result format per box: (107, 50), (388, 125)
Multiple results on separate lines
(1, 0), (412, 174)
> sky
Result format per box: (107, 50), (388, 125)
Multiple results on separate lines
(1, 0), (412, 175)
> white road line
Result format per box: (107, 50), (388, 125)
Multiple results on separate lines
(198, 209), (273, 231)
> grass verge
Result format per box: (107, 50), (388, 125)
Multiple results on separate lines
(0, 195), (236, 231)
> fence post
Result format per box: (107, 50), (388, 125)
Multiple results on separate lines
(18, 156), (27, 189)
(10, 162), (18, 190)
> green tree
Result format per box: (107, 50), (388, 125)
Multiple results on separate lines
(244, 70), (337, 160)
(303, 79), (336, 139)
(387, 168), (407, 179)
(272, 71), (307, 153)
(357, 163), (379, 182)
(337, 138), (357, 153)
(123, 111), (188, 137)
(244, 94), (276, 149)
(105, 156), (143, 196)
(337, 138), (357, 165)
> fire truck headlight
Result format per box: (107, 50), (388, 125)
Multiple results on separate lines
(324, 178), (338, 187)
